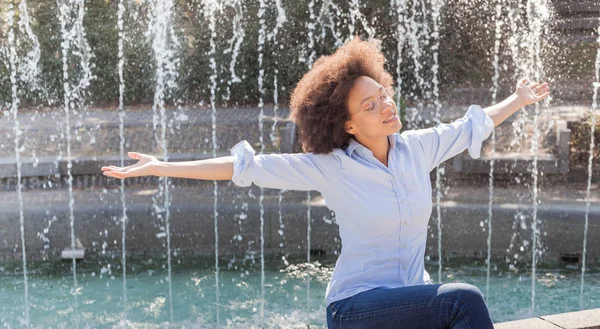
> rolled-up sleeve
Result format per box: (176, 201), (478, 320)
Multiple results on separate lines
(412, 105), (494, 172)
(230, 140), (340, 192)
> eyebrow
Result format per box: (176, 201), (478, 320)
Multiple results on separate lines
(360, 86), (384, 105)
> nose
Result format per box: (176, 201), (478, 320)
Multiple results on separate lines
(381, 98), (395, 114)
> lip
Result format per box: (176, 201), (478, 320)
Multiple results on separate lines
(383, 113), (398, 124)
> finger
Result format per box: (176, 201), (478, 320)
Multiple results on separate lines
(533, 83), (549, 92)
(103, 171), (124, 179)
(529, 83), (541, 90)
(535, 85), (550, 95)
(128, 152), (141, 159)
(520, 78), (530, 86)
(101, 166), (121, 171)
(536, 91), (550, 100)
(101, 166), (126, 172)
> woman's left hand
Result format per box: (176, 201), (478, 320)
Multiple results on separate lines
(515, 78), (551, 106)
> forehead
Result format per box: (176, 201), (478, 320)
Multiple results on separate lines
(348, 76), (382, 103)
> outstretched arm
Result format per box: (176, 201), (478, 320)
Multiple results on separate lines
(101, 140), (339, 192)
(101, 153), (234, 180)
(483, 78), (550, 127)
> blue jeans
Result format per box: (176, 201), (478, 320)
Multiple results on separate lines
(326, 283), (494, 329)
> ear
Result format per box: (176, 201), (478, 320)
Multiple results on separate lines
(345, 121), (355, 135)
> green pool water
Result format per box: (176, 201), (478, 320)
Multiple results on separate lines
(0, 256), (598, 328)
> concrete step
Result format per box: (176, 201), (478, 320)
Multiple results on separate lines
(494, 307), (600, 329)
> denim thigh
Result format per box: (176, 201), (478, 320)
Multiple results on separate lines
(326, 283), (494, 329)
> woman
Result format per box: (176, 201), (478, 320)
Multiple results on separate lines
(102, 37), (550, 328)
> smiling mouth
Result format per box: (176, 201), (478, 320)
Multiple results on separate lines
(383, 113), (397, 123)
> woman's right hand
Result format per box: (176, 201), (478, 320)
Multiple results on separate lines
(101, 152), (160, 179)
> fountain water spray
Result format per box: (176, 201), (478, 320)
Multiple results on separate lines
(58, 0), (95, 327)
(223, 0), (245, 102)
(526, 0), (550, 314)
(117, 0), (129, 323)
(317, 0), (343, 47)
(8, 2), (30, 326)
(3, 2), (42, 326)
(391, 0), (408, 116)
(268, 0), (288, 266)
(204, 0), (221, 326)
(580, 18), (600, 310)
(348, 0), (376, 40)
(146, 0), (180, 322)
(257, 0), (267, 320)
(507, 0), (529, 154)
(486, 0), (504, 302)
(429, 0), (445, 285)
(306, 0), (317, 68)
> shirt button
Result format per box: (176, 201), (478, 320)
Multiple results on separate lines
(403, 221), (408, 226)
(403, 265), (408, 270)
(402, 244), (407, 249)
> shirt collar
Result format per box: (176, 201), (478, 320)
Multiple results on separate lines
(344, 134), (399, 157)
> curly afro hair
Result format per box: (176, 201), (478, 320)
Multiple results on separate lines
(289, 36), (394, 154)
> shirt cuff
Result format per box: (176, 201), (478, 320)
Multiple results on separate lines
(230, 140), (256, 187)
(465, 105), (494, 159)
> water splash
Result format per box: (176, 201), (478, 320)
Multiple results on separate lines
(391, 0), (408, 114)
(306, 192), (312, 315)
(348, 0), (376, 40)
(507, 0), (529, 153)
(57, 0), (95, 327)
(408, 0), (430, 105)
(486, 0), (504, 302)
(580, 18), (600, 310)
(430, 0), (445, 285)
(7, 3), (29, 327)
(204, 0), (221, 326)
(305, 0), (317, 68)
(268, 0), (287, 268)
(146, 0), (181, 322)
(526, 0), (551, 314)
(304, 0), (317, 316)
(117, 0), (129, 322)
(316, 0), (343, 47)
(257, 0), (267, 320)
(223, 0), (245, 102)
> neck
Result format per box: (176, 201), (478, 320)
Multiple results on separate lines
(354, 135), (390, 167)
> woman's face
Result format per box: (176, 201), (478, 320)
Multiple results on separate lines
(344, 76), (402, 140)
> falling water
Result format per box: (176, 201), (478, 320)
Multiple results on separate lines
(7, 3), (29, 327)
(429, 0), (445, 285)
(304, 0), (319, 316)
(116, 0), (129, 322)
(204, 0), (221, 326)
(223, 0), (245, 103)
(305, 0), (317, 68)
(486, 0), (504, 302)
(504, 0), (527, 270)
(316, 0), (343, 47)
(306, 191), (312, 313)
(408, 0), (430, 106)
(147, 0), (180, 322)
(391, 0), (408, 113)
(257, 0), (267, 320)
(526, 0), (550, 314)
(268, 0), (288, 266)
(57, 0), (94, 326)
(507, 0), (529, 154)
(580, 20), (600, 309)
(348, 0), (376, 39)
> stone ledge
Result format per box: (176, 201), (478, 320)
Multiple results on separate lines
(494, 308), (600, 329)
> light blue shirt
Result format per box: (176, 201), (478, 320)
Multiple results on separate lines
(230, 105), (495, 306)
